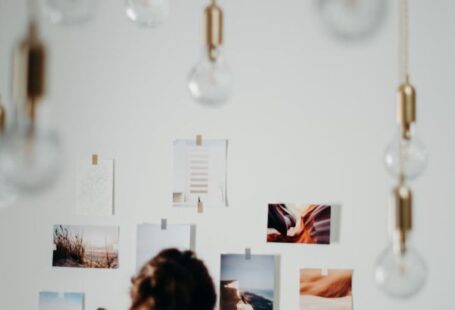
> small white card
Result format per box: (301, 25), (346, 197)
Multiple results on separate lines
(76, 159), (114, 216)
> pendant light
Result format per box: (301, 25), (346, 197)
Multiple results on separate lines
(188, 0), (232, 106)
(125, 0), (171, 27)
(318, 0), (386, 41)
(46, 0), (96, 24)
(0, 1), (62, 194)
(375, 0), (427, 298)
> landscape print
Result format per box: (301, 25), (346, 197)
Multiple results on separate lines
(267, 203), (331, 244)
(52, 225), (119, 269)
(300, 269), (353, 310)
(220, 254), (276, 310)
(39, 291), (84, 310)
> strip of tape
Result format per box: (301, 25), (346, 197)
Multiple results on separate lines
(161, 219), (167, 230)
(92, 154), (98, 165)
(196, 134), (202, 146)
(197, 199), (204, 214)
(245, 248), (251, 260)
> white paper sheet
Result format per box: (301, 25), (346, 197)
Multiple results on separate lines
(173, 139), (228, 208)
(76, 159), (114, 216)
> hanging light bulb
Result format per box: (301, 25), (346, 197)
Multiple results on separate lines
(125, 0), (171, 27)
(384, 81), (428, 180)
(375, 186), (427, 298)
(318, 0), (386, 41)
(46, 0), (96, 24)
(375, 0), (427, 298)
(0, 18), (62, 194)
(0, 100), (17, 208)
(188, 0), (232, 106)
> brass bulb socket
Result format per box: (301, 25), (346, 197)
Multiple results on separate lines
(396, 82), (416, 140)
(13, 21), (47, 115)
(205, 3), (223, 62)
(392, 185), (413, 254)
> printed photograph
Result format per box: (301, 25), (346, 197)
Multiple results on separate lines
(300, 269), (353, 310)
(136, 223), (192, 270)
(267, 204), (331, 244)
(52, 225), (119, 269)
(220, 254), (276, 310)
(39, 291), (84, 310)
(173, 139), (227, 208)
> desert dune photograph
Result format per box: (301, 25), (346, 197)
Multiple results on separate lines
(300, 269), (352, 310)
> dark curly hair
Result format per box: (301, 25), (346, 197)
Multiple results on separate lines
(130, 248), (216, 310)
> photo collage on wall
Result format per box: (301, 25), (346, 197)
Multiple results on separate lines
(42, 138), (351, 309)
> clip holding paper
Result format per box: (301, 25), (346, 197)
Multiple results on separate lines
(58, 292), (64, 299)
(197, 197), (204, 213)
(245, 248), (251, 260)
(161, 219), (167, 230)
(91, 154), (98, 165)
(196, 134), (202, 146)
(321, 268), (329, 276)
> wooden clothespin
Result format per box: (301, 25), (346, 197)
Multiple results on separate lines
(161, 219), (167, 230)
(91, 154), (98, 165)
(245, 248), (251, 260)
(197, 197), (204, 214)
(196, 134), (202, 146)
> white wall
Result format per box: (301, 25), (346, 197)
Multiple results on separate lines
(0, 0), (453, 309)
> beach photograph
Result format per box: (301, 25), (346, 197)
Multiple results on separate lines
(136, 223), (192, 270)
(173, 139), (227, 208)
(39, 292), (83, 310)
(267, 204), (331, 244)
(300, 269), (353, 310)
(52, 225), (119, 269)
(220, 254), (276, 310)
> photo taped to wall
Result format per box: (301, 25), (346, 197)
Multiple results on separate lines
(300, 269), (353, 310)
(267, 203), (331, 244)
(173, 138), (228, 208)
(52, 225), (119, 269)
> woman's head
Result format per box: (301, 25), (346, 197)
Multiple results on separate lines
(130, 248), (216, 310)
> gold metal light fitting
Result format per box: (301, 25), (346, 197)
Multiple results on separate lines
(392, 185), (413, 255)
(205, 0), (223, 62)
(13, 20), (46, 122)
(396, 78), (416, 140)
